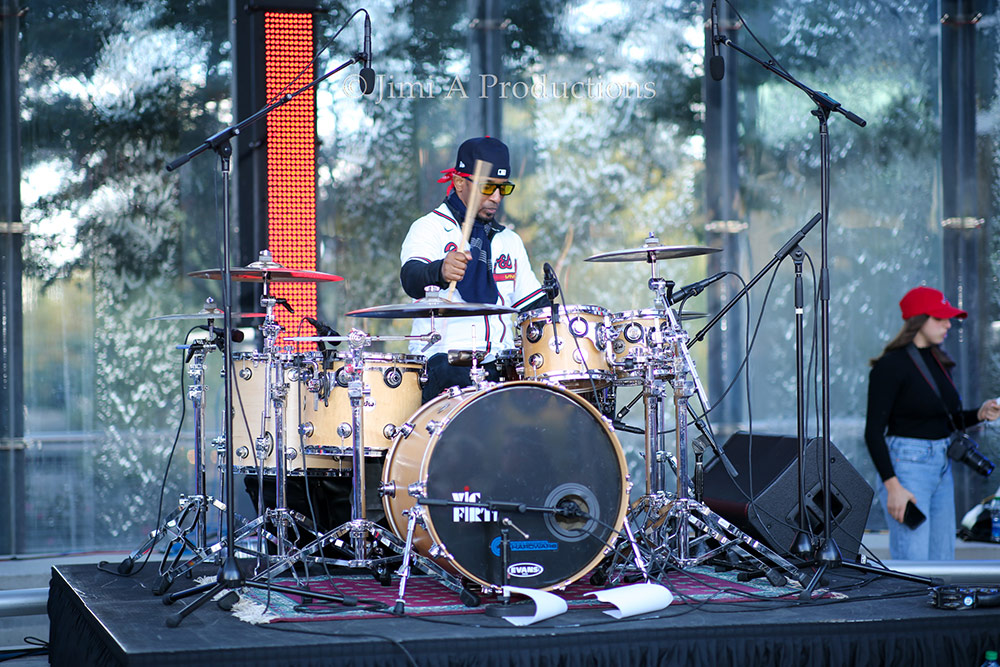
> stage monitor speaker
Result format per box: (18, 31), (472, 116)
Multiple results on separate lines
(702, 432), (873, 560)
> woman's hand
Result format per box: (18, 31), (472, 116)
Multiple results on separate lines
(884, 476), (916, 524)
(977, 398), (1000, 422)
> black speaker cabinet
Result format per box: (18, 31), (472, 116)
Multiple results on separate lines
(702, 432), (873, 559)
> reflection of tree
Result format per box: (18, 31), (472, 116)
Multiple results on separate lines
(21, 1), (230, 538)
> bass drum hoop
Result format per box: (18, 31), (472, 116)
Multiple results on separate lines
(382, 380), (628, 591)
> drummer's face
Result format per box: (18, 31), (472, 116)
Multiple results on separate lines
(453, 176), (505, 221)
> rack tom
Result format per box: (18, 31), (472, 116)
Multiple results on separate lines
(515, 305), (613, 391)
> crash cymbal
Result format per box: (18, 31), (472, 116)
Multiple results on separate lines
(347, 296), (516, 319)
(585, 234), (720, 263)
(188, 267), (344, 283)
(189, 249), (343, 283)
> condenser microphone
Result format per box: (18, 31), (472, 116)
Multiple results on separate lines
(197, 325), (244, 343)
(358, 13), (375, 95)
(669, 272), (726, 305)
(542, 262), (560, 301)
(306, 316), (341, 341)
(709, 0), (725, 81)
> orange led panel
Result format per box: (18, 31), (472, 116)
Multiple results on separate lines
(265, 11), (318, 350)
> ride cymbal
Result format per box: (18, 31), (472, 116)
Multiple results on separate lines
(347, 297), (516, 319)
(585, 245), (720, 263)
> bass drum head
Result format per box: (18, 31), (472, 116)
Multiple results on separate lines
(413, 382), (627, 590)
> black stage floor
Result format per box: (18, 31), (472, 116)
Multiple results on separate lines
(49, 562), (1000, 667)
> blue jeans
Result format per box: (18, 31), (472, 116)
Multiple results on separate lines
(879, 435), (955, 560)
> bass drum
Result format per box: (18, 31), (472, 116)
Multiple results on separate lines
(382, 381), (628, 591)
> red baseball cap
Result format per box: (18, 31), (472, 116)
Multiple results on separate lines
(899, 286), (967, 320)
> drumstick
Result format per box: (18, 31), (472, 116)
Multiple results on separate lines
(447, 159), (492, 301)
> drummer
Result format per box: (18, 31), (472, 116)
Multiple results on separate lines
(400, 136), (550, 401)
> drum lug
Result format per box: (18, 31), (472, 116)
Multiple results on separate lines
(398, 421), (414, 438)
(425, 420), (443, 436)
(408, 481), (427, 498)
(380, 480), (396, 498)
(235, 446), (249, 460)
(428, 543), (445, 559)
(383, 423), (397, 440)
(337, 422), (353, 439)
(285, 448), (298, 462)
(298, 421), (315, 438)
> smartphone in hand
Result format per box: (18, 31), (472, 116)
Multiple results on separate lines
(903, 500), (926, 529)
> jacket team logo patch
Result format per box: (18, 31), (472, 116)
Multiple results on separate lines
(494, 254), (515, 282)
(444, 242), (458, 253)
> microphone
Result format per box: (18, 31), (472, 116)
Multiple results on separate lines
(542, 262), (562, 350)
(197, 325), (244, 343)
(669, 272), (726, 305)
(542, 262), (560, 301)
(709, 0), (725, 81)
(306, 316), (342, 343)
(358, 13), (375, 95)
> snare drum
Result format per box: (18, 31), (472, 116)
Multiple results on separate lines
(608, 309), (679, 383)
(381, 381), (628, 591)
(515, 305), (613, 391)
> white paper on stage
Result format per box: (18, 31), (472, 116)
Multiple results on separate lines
(500, 586), (568, 626)
(585, 583), (674, 618)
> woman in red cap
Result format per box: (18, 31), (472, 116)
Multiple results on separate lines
(864, 286), (1000, 560)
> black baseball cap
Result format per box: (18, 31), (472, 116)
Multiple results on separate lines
(454, 137), (511, 180)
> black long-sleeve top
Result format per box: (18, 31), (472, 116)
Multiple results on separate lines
(864, 345), (980, 481)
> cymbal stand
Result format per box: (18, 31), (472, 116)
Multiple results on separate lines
(621, 257), (801, 586)
(117, 336), (226, 577)
(250, 268), (309, 570)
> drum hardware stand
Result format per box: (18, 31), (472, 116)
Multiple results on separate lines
(604, 247), (801, 588)
(242, 330), (472, 596)
(117, 337), (227, 580)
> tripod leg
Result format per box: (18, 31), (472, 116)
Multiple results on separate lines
(165, 581), (226, 627)
(799, 562), (829, 600)
(391, 509), (421, 615)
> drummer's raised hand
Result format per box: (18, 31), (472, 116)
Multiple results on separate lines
(441, 250), (472, 283)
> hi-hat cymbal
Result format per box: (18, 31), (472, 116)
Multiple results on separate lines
(148, 297), (225, 321)
(347, 297), (516, 319)
(148, 310), (268, 321)
(188, 267), (344, 283)
(586, 245), (720, 263)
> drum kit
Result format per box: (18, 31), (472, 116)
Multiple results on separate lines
(125, 235), (801, 614)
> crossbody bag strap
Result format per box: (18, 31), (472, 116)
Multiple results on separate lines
(906, 343), (960, 432)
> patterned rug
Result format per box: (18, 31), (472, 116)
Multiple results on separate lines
(232, 566), (812, 623)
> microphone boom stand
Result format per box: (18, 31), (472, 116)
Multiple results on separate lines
(160, 52), (364, 628)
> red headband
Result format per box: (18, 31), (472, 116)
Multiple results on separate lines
(437, 168), (471, 194)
